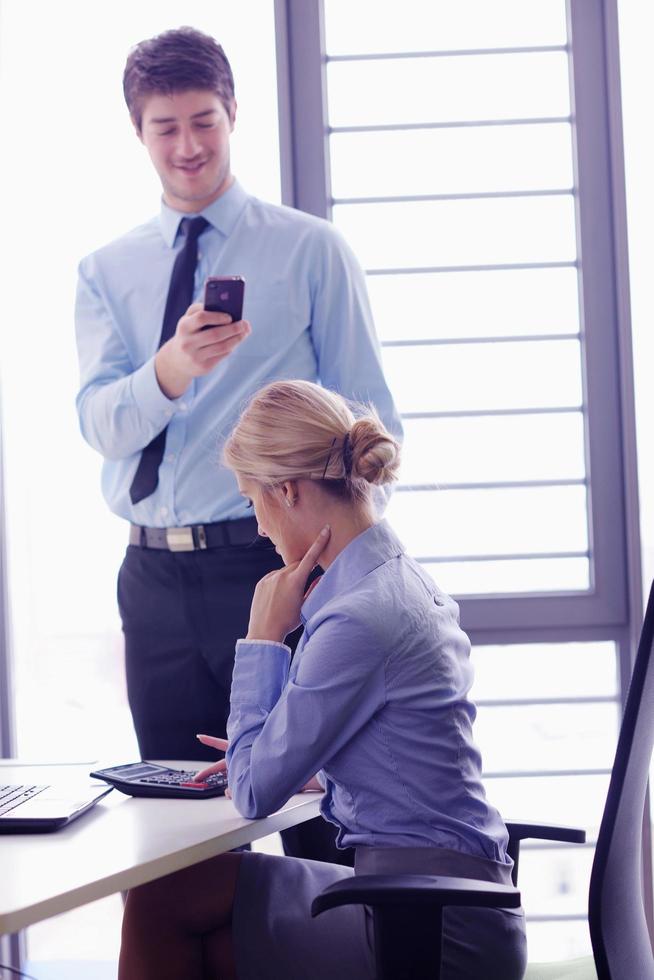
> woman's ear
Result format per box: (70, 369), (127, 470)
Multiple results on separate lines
(280, 480), (299, 509)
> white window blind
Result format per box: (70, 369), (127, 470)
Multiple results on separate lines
(324, 0), (589, 599)
(312, 1), (633, 959)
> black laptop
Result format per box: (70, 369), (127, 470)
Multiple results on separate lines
(0, 777), (112, 832)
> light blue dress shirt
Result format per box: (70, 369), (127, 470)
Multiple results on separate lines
(75, 181), (402, 526)
(226, 520), (512, 865)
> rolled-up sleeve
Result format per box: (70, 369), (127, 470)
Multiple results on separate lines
(226, 613), (386, 819)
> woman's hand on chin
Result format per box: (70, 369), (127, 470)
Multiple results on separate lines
(246, 525), (331, 642)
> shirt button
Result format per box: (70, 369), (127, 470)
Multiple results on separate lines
(166, 453), (176, 463)
(160, 506), (169, 519)
(179, 403), (188, 412)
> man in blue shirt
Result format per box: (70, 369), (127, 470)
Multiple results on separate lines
(74, 27), (401, 858)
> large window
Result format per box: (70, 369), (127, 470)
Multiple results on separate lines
(276, 0), (642, 959)
(305, 0), (629, 624)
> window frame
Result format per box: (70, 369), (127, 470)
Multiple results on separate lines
(274, 0), (640, 636)
(274, 0), (651, 935)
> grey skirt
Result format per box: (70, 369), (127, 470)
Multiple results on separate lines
(232, 845), (527, 980)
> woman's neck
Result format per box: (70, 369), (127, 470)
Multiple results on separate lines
(315, 503), (376, 569)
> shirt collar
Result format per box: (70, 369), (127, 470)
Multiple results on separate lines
(158, 178), (249, 247)
(301, 520), (405, 624)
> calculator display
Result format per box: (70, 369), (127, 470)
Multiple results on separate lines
(110, 763), (163, 780)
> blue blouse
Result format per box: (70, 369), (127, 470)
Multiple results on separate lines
(226, 520), (511, 865)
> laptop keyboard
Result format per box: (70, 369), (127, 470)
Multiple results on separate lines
(0, 784), (48, 816)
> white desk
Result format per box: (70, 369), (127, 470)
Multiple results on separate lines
(0, 762), (322, 937)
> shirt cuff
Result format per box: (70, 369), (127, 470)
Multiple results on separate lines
(231, 639), (291, 710)
(129, 357), (183, 425)
(237, 639), (293, 653)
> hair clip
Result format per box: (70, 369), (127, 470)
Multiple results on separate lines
(321, 437), (338, 480)
(342, 432), (353, 477)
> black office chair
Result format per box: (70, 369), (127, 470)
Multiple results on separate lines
(312, 581), (654, 979)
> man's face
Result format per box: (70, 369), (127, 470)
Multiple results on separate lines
(137, 89), (235, 212)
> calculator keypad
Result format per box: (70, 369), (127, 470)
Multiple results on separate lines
(90, 764), (228, 799)
(140, 770), (226, 788)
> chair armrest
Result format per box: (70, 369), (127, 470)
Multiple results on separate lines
(312, 875), (520, 980)
(506, 821), (586, 885)
(506, 821), (586, 844)
(311, 874), (520, 916)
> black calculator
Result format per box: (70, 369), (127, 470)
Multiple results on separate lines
(89, 762), (227, 799)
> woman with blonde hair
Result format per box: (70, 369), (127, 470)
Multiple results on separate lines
(118, 380), (526, 980)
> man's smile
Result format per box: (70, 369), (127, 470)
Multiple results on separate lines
(175, 159), (208, 174)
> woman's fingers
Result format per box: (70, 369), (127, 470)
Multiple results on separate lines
(192, 759), (227, 782)
(193, 734), (229, 783)
(301, 776), (324, 792)
(196, 733), (229, 751)
(296, 525), (331, 578)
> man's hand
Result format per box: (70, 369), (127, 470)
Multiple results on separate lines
(246, 526), (331, 643)
(155, 302), (251, 399)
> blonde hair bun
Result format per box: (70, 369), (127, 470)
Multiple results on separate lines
(223, 379), (400, 501)
(348, 416), (400, 486)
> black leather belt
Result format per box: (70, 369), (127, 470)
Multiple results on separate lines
(129, 517), (259, 552)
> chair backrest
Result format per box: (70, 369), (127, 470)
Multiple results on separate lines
(589, 580), (654, 979)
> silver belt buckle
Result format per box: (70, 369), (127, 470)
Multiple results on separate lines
(166, 527), (195, 552)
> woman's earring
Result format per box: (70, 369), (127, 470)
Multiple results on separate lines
(286, 496), (296, 508)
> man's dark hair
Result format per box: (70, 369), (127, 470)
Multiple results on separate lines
(123, 26), (235, 130)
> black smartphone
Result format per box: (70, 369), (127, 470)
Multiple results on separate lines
(203, 275), (245, 326)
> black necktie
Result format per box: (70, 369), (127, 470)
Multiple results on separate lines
(129, 216), (209, 505)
